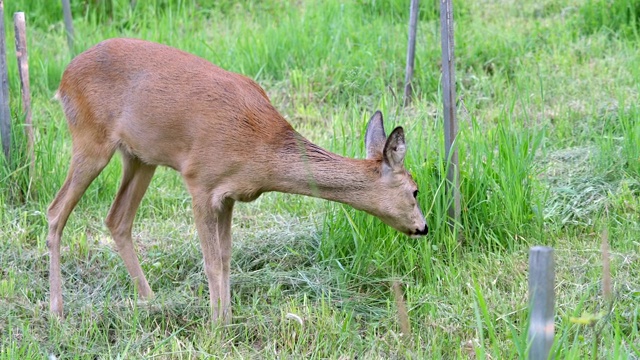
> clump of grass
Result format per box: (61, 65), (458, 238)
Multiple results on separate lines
(356, 0), (470, 22)
(619, 105), (640, 178)
(0, 110), (35, 204)
(542, 100), (640, 227)
(461, 111), (545, 249)
(542, 146), (615, 226)
(575, 0), (640, 38)
(324, 102), (546, 288)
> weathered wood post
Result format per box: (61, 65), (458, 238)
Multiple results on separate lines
(61, 0), (74, 54)
(392, 280), (411, 340)
(439, 0), (460, 225)
(403, 0), (419, 107)
(14, 12), (34, 171)
(601, 227), (611, 302)
(528, 246), (555, 360)
(0, 0), (11, 162)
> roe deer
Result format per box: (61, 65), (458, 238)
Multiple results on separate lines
(47, 38), (428, 323)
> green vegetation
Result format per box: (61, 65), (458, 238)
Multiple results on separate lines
(1, 0), (639, 358)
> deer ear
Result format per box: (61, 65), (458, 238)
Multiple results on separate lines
(383, 127), (406, 170)
(365, 110), (386, 159)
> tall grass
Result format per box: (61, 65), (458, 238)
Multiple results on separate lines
(576, 0), (640, 38)
(321, 98), (546, 287)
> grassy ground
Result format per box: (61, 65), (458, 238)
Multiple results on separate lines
(1, 0), (639, 358)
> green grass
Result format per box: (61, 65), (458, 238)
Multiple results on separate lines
(1, 0), (639, 358)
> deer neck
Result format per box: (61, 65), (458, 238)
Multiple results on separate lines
(267, 131), (379, 210)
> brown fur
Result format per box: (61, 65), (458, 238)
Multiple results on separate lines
(46, 38), (427, 323)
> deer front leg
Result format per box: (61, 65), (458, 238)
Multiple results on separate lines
(191, 192), (235, 324)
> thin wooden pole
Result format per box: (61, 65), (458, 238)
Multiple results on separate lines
(14, 12), (34, 172)
(439, 0), (460, 225)
(528, 246), (555, 360)
(601, 227), (611, 302)
(61, 0), (74, 54)
(403, 0), (419, 107)
(0, 0), (11, 162)
(392, 280), (411, 340)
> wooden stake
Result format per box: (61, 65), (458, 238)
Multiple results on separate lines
(0, 0), (11, 162)
(61, 0), (74, 54)
(403, 0), (419, 107)
(392, 280), (412, 340)
(14, 12), (34, 172)
(439, 0), (460, 226)
(601, 227), (611, 302)
(528, 246), (555, 360)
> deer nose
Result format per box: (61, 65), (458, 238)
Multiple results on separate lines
(415, 225), (428, 236)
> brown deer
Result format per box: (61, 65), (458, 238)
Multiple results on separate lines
(47, 38), (428, 323)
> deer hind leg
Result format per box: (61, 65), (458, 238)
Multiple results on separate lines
(189, 186), (235, 324)
(47, 142), (115, 318)
(105, 152), (157, 299)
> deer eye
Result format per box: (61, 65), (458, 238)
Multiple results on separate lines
(413, 190), (419, 199)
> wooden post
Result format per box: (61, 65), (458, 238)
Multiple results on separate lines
(61, 0), (74, 54)
(601, 227), (611, 302)
(439, 0), (460, 225)
(0, 0), (11, 162)
(528, 246), (555, 360)
(403, 0), (419, 107)
(392, 280), (411, 340)
(14, 12), (34, 171)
